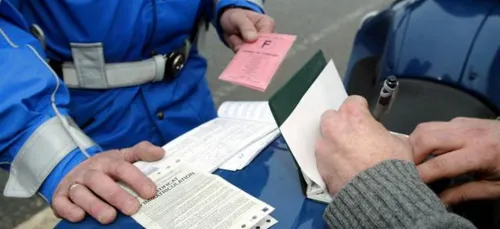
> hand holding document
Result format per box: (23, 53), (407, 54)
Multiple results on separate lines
(219, 33), (296, 92)
(127, 160), (275, 229)
(267, 50), (408, 203)
(267, 51), (346, 203)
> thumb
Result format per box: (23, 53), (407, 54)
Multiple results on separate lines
(122, 141), (165, 163)
(232, 13), (258, 41)
(440, 181), (500, 206)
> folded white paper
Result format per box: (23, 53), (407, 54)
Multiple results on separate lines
(218, 101), (279, 171)
(135, 118), (276, 174)
(278, 60), (347, 203)
(220, 129), (280, 171)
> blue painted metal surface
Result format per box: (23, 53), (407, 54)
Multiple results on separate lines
(55, 137), (328, 229)
(345, 0), (500, 112)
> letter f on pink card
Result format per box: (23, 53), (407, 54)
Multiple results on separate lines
(218, 33), (297, 92)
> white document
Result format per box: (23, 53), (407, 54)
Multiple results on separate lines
(135, 118), (276, 174)
(250, 216), (278, 229)
(218, 101), (277, 125)
(279, 60), (348, 203)
(219, 129), (280, 171)
(217, 101), (280, 171)
(130, 161), (274, 229)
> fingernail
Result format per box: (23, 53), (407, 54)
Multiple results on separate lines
(99, 209), (116, 224)
(125, 199), (139, 215)
(70, 209), (84, 222)
(245, 31), (258, 40)
(142, 183), (156, 197)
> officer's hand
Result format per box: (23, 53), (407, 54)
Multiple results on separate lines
(316, 96), (413, 195)
(51, 141), (165, 224)
(220, 8), (275, 52)
(411, 117), (500, 206)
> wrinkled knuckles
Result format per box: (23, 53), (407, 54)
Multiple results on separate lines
(82, 169), (101, 185)
(265, 16), (276, 26)
(113, 161), (132, 176)
(428, 158), (449, 174)
(464, 127), (487, 139)
(107, 188), (128, 208)
(482, 147), (500, 167)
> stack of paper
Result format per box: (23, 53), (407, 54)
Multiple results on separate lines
(130, 100), (280, 229)
(128, 160), (277, 229)
(134, 101), (279, 174)
(217, 101), (280, 171)
(220, 129), (280, 171)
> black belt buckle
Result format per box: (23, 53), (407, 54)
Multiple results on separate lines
(163, 51), (186, 82)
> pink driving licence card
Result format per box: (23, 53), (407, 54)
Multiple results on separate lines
(218, 33), (296, 92)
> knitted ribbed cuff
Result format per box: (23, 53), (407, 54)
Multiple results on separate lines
(323, 160), (448, 228)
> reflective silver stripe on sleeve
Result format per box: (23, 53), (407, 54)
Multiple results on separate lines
(3, 116), (95, 197)
(246, 0), (264, 9)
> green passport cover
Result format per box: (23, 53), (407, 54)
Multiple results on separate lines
(268, 50), (327, 200)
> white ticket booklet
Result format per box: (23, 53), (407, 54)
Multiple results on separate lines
(126, 160), (275, 229)
(133, 101), (278, 175)
(217, 101), (280, 171)
(134, 118), (276, 175)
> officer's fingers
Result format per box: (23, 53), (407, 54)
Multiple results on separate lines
(106, 160), (157, 199)
(252, 14), (275, 33)
(68, 183), (116, 224)
(416, 149), (481, 183)
(410, 122), (464, 163)
(440, 181), (500, 206)
(123, 141), (165, 162)
(230, 11), (258, 41)
(82, 170), (140, 216)
(225, 34), (245, 52)
(51, 195), (85, 223)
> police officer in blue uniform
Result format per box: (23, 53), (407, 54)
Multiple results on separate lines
(0, 0), (274, 224)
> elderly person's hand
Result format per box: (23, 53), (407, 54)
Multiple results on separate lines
(315, 95), (414, 195)
(220, 8), (275, 52)
(411, 117), (500, 206)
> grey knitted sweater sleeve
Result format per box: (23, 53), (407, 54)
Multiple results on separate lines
(323, 160), (477, 229)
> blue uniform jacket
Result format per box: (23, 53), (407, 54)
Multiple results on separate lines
(0, 0), (263, 202)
